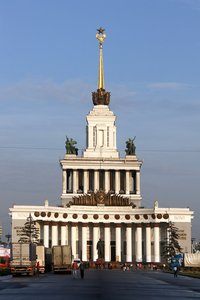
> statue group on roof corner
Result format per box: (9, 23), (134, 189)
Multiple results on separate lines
(125, 137), (136, 155)
(65, 136), (78, 155)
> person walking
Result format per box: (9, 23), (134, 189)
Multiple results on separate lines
(173, 266), (178, 278)
(36, 261), (40, 277)
(80, 262), (84, 279)
(72, 260), (78, 279)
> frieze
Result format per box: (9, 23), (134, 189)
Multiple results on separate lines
(71, 190), (136, 207)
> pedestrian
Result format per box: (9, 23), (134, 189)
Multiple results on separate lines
(36, 261), (40, 277)
(80, 262), (84, 279)
(173, 266), (178, 278)
(72, 260), (79, 279)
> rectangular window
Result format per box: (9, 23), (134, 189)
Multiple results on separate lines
(78, 170), (83, 192)
(130, 171), (136, 194)
(99, 170), (105, 190)
(107, 127), (109, 147)
(99, 130), (104, 147)
(110, 170), (115, 193)
(89, 170), (94, 191)
(120, 171), (125, 193)
(93, 127), (96, 147)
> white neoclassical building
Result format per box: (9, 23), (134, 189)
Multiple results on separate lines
(10, 28), (193, 264)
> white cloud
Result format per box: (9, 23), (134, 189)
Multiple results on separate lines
(0, 79), (93, 104)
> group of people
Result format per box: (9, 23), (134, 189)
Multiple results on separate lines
(72, 261), (85, 279)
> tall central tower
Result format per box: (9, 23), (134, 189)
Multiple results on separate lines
(84, 28), (119, 158)
(60, 28), (143, 208)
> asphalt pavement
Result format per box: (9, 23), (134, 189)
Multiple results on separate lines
(0, 269), (200, 299)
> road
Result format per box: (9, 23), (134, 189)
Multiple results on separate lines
(0, 269), (200, 300)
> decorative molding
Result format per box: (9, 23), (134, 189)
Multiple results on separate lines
(71, 190), (134, 207)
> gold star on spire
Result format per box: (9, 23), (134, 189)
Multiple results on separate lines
(97, 27), (105, 34)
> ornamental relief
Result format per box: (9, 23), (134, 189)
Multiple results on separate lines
(70, 190), (136, 207)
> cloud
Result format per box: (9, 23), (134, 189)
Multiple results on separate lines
(0, 79), (199, 118)
(176, 0), (200, 10)
(0, 79), (93, 104)
(147, 82), (191, 90)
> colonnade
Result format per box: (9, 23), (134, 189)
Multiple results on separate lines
(62, 169), (141, 195)
(41, 222), (161, 263)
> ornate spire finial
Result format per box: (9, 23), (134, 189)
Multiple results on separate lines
(92, 28), (110, 106)
(96, 27), (106, 89)
(96, 27), (106, 46)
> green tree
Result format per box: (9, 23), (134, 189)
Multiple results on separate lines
(18, 214), (40, 244)
(163, 221), (182, 259)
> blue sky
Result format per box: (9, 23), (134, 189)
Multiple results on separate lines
(0, 0), (200, 241)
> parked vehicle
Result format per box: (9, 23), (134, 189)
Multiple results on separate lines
(36, 245), (45, 273)
(0, 256), (10, 275)
(0, 247), (10, 273)
(45, 247), (52, 272)
(10, 243), (36, 276)
(183, 253), (200, 267)
(52, 245), (72, 273)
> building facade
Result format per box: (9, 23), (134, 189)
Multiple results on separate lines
(9, 28), (193, 263)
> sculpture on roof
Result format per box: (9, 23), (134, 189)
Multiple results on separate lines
(125, 137), (136, 155)
(65, 136), (78, 155)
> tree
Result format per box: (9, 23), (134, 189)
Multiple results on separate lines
(162, 221), (182, 259)
(18, 214), (40, 244)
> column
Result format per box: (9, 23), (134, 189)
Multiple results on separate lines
(125, 171), (130, 194)
(94, 170), (99, 191)
(37, 222), (41, 242)
(73, 170), (78, 193)
(43, 222), (49, 248)
(62, 170), (66, 194)
(115, 171), (120, 194)
(104, 224), (111, 262)
(126, 224), (132, 262)
(83, 170), (89, 194)
(136, 171), (141, 195)
(146, 224), (151, 262)
(61, 223), (67, 246)
(82, 224), (87, 262)
(104, 171), (110, 192)
(115, 224), (121, 262)
(71, 223), (77, 259)
(135, 224), (142, 262)
(154, 224), (160, 262)
(93, 224), (99, 261)
(65, 224), (69, 245)
(51, 223), (58, 247)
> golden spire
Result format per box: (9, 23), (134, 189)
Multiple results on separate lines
(96, 27), (106, 89)
(92, 27), (110, 106)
